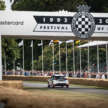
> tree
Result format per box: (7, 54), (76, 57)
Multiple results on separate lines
(34, 45), (52, 71)
(2, 38), (20, 70)
(13, 0), (85, 11)
(85, 0), (108, 12)
(0, 0), (5, 10)
(13, 0), (108, 12)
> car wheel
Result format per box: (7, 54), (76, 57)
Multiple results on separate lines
(66, 85), (69, 88)
(48, 84), (50, 88)
(52, 84), (55, 88)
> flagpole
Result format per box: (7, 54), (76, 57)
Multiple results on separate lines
(88, 41), (90, 72)
(31, 40), (33, 75)
(4, 53), (7, 75)
(73, 42), (75, 77)
(106, 44), (108, 73)
(13, 59), (15, 75)
(0, 33), (2, 80)
(59, 43), (61, 72)
(78, 40), (82, 78)
(79, 46), (82, 78)
(23, 39), (24, 75)
(66, 42), (68, 76)
(97, 44), (99, 73)
(41, 40), (44, 75)
(52, 43), (55, 74)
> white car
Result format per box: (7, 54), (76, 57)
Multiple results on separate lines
(48, 74), (69, 88)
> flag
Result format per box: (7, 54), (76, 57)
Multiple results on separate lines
(54, 40), (63, 44)
(38, 40), (43, 46)
(49, 40), (62, 46)
(53, 40), (59, 43)
(18, 40), (23, 47)
(59, 41), (62, 45)
(49, 40), (53, 46)
(66, 40), (74, 43)
(75, 40), (80, 45)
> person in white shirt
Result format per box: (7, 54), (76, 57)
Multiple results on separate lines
(96, 73), (100, 79)
(101, 73), (105, 79)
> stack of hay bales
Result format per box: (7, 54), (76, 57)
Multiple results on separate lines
(68, 78), (108, 88)
(3, 75), (50, 82)
(0, 80), (23, 89)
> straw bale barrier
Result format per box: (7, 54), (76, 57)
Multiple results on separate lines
(68, 78), (108, 88)
(3, 75), (50, 82)
(3, 75), (108, 88)
(0, 80), (23, 89)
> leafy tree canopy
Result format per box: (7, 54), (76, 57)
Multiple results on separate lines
(86, 0), (108, 12)
(0, 0), (5, 10)
(13, 0), (85, 11)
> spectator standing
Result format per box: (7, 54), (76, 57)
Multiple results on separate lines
(101, 73), (105, 79)
(96, 73), (100, 79)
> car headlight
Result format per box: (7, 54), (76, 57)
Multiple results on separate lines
(53, 80), (58, 84)
(65, 80), (69, 84)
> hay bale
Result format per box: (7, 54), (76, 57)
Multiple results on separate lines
(0, 80), (23, 89)
(68, 78), (108, 88)
(3, 75), (50, 82)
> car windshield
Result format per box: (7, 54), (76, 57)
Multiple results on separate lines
(54, 76), (65, 80)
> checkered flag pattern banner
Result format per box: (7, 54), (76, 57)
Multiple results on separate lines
(75, 15), (92, 35)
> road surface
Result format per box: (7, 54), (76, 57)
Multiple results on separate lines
(23, 81), (108, 95)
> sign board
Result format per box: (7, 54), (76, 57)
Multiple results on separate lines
(0, 9), (108, 40)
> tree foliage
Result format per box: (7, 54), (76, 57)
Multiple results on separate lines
(2, 38), (20, 70)
(85, 0), (108, 12)
(13, 0), (85, 11)
(0, 0), (5, 10)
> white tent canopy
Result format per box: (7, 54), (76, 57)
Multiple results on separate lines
(78, 41), (108, 48)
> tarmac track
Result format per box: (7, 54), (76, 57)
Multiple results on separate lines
(23, 82), (108, 95)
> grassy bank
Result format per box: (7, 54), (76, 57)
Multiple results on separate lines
(0, 85), (108, 108)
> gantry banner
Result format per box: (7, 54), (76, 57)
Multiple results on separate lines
(0, 5), (108, 40)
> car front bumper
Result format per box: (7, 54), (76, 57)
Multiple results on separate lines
(54, 83), (69, 86)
